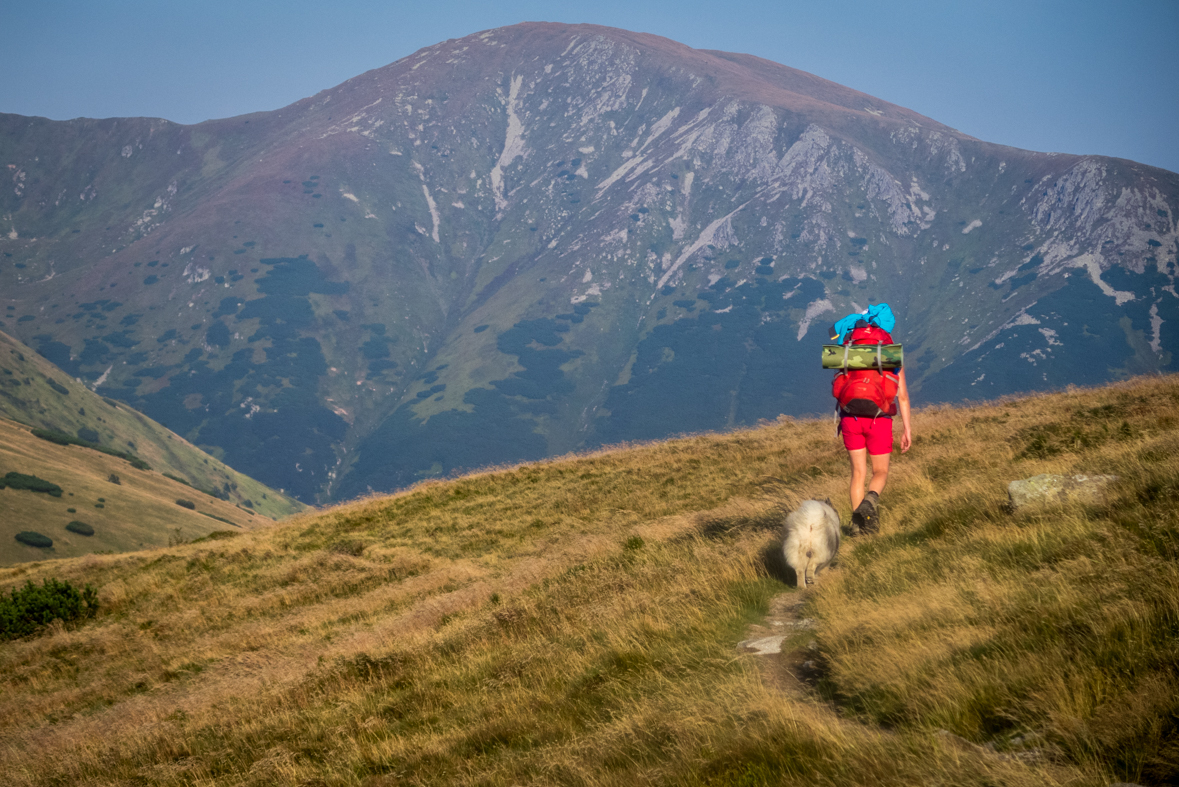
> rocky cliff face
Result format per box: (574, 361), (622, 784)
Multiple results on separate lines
(1, 23), (1176, 501)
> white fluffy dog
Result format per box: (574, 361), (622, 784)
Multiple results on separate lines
(782, 499), (841, 588)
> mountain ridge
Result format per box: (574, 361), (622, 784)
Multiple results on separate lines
(1, 22), (1175, 501)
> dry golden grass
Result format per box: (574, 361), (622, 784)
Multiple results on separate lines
(0, 330), (304, 524)
(0, 419), (274, 566)
(0, 376), (1175, 785)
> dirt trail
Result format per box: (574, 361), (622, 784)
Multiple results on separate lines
(737, 591), (826, 699)
(738, 590), (1057, 772)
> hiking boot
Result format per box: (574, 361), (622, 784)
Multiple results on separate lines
(853, 491), (880, 535)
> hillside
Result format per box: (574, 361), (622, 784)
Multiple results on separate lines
(0, 418), (272, 565)
(1, 23), (1176, 503)
(0, 375), (1174, 785)
(0, 328), (304, 520)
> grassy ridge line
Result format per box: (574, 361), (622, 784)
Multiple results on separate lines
(0, 377), (1175, 785)
(0, 329), (304, 519)
(0, 419), (272, 566)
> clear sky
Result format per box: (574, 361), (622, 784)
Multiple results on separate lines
(3, 0), (1176, 174)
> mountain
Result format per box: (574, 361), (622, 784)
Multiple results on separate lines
(1, 327), (304, 523)
(1, 22), (1176, 502)
(2, 375), (1175, 784)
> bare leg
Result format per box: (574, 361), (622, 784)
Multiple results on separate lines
(868, 451), (891, 496)
(848, 448), (868, 511)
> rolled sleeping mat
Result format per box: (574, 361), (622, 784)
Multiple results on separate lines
(821, 343), (903, 370)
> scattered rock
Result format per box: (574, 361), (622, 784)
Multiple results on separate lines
(1007, 473), (1118, 510)
(737, 635), (786, 655)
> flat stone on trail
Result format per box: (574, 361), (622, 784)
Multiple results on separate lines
(738, 635), (787, 655)
(1008, 473), (1118, 510)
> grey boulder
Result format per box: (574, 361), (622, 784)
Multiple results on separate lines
(1007, 474), (1119, 510)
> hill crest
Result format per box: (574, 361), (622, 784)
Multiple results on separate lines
(0, 374), (1174, 784)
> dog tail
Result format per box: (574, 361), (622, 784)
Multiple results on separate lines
(804, 548), (815, 587)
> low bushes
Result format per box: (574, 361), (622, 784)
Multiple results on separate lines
(165, 472), (231, 501)
(30, 428), (151, 471)
(176, 499), (196, 510)
(14, 531), (52, 548)
(2, 472), (63, 497)
(65, 521), (95, 536)
(0, 578), (99, 640)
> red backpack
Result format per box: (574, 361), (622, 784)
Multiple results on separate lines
(832, 324), (899, 418)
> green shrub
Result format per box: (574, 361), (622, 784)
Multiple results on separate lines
(31, 429), (72, 446)
(176, 499), (195, 510)
(66, 508), (76, 513)
(164, 473), (230, 501)
(66, 521), (94, 536)
(15, 531), (53, 548)
(30, 428), (151, 471)
(0, 578), (98, 640)
(108, 474), (121, 485)
(3, 472), (63, 497)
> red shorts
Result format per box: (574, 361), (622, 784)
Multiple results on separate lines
(841, 416), (894, 455)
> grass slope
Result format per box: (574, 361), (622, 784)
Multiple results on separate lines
(0, 419), (274, 566)
(0, 376), (1175, 785)
(0, 329), (304, 520)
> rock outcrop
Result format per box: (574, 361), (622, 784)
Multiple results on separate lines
(1007, 474), (1119, 510)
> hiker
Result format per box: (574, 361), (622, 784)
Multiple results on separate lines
(829, 304), (912, 534)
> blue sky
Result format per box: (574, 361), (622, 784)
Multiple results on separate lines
(3, 0), (1176, 173)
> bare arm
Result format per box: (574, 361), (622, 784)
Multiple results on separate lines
(897, 367), (912, 452)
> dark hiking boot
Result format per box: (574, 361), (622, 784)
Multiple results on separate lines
(853, 491), (880, 535)
(848, 509), (864, 536)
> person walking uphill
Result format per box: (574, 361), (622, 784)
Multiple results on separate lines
(827, 303), (912, 535)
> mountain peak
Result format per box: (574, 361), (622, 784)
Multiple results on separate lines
(1, 24), (1175, 502)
